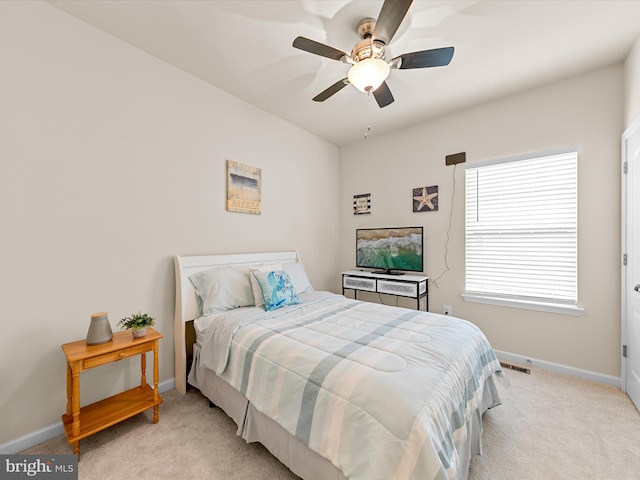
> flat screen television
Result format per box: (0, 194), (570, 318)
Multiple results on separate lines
(356, 226), (424, 275)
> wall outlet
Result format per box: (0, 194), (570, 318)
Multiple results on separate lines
(443, 305), (452, 315)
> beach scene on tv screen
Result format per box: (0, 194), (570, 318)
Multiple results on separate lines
(356, 227), (423, 271)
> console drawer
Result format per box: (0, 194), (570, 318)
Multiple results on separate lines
(378, 280), (418, 297)
(83, 342), (152, 369)
(343, 276), (377, 292)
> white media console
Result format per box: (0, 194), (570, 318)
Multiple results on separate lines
(341, 270), (429, 311)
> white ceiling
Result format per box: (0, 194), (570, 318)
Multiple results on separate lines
(47, 0), (640, 146)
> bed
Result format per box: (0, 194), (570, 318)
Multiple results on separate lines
(174, 251), (502, 480)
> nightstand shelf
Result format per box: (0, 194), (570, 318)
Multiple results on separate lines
(61, 328), (162, 460)
(61, 384), (159, 442)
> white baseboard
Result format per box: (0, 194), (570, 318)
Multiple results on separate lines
(0, 423), (66, 456)
(495, 350), (621, 388)
(0, 378), (175, 455)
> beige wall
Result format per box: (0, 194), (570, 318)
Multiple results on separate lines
(2, 0), (635, 450)
(0, 2), (339, 445)
(624, 36), (640, 128)
(339, 65), (623, 379)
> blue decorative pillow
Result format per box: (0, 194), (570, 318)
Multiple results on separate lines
(252, 270), (301, 311)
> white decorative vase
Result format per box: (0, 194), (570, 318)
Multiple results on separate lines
(132, 326), (147, 338)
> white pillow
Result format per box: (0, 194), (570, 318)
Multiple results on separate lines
(189, 265), (254, 316)
(249, 263), (282, 307)
(282, 262), (314, 294)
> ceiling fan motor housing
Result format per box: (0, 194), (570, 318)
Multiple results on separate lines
(352, 18), (386, 62)
(351, 38), (386, 62)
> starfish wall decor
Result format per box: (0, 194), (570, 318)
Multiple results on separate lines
(413, 186), (438, 212)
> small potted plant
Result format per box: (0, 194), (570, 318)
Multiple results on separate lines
(118, 312), (155, 338)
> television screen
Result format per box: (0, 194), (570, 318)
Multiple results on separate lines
(356, 227), (424, 274)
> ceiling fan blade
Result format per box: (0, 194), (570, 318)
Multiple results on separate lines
(391, 46), (455, 69)
(293, 36), (349, 62)
(372, 0), (413, 45)
(372, 81), (394, 108)
(313, 78), (350, 102)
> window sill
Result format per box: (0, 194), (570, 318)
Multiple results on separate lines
(462, 293), (584, 316)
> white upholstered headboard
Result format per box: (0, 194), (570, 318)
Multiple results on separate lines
(173, 251), (301, 394)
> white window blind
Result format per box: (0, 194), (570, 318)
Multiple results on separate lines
(465, 150), (578, 308)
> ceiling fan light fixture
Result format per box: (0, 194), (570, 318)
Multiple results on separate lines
(347, 58), (390, 93)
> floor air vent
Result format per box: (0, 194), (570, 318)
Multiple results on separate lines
(500, 361), (531, 374)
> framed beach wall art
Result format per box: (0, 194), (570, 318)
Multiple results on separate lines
(413, 185), (438, 212)
(353, 193), (372, 215)
(226, 160), (262, 214)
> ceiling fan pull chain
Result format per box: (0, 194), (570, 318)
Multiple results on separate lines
(364, 91), (377, 140)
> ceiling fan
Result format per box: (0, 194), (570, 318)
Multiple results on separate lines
(292, 0), (454, 108)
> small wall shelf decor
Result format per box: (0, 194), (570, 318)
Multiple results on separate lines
(353, 193), (372, 215)
(413, 186), (438, 212)
(226, 160), (262, 214)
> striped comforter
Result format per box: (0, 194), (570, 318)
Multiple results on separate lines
(197, 291), (502, 480)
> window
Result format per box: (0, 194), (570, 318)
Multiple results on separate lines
(464, 148), (582, 315)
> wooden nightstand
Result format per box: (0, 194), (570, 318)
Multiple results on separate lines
(61, 328), (163, 460)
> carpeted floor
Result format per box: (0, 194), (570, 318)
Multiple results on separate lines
(22, 367), (640, 479)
